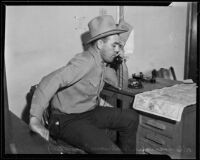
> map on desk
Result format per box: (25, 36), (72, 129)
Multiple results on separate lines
(132, 83), (197, 121)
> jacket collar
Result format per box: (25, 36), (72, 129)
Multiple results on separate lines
(88, 47), (105, 67)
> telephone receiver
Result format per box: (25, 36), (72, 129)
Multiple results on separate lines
(110, 55), (123, 70)
(113, 55), (123, 64)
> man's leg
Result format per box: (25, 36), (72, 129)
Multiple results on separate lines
(49, 111), (122, 154)
(90, 107), (139, 154)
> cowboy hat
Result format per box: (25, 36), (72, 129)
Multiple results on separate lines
(117, 19), (133, 46)
(86, 15), (128, 44)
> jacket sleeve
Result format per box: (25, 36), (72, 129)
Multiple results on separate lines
(30, 53), (94, 121)
(104, 60), (129, 90)
(103, 65), (119, 89)
(116, 61), (129, 89)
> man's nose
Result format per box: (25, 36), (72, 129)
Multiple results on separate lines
(114, 45), (120, 54)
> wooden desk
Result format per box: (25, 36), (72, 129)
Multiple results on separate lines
(100, 78), (196, 158)
(6, 111), (50, 154)
(137, 104), (196, 159)
(101, 78), (183, 109)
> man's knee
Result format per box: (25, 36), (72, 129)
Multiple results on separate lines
(123, 109), (139, 128)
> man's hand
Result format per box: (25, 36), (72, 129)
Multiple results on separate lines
(29, 116), (49, 141)
(117, 46), (125, 59)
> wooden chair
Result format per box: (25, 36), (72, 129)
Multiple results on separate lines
(152, 66), (177, 80)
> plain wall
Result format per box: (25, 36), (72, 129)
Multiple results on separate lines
(5, 6), (117, 117)
(124, 5), (187, 78)
(5, 5), (188, 118)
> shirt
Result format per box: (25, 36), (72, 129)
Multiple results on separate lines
(30, 47), (119, 121)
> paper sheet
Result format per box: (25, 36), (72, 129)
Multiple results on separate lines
(132, 83), (197, 121)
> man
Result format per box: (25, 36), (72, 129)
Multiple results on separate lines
(29, 15), (139, 154)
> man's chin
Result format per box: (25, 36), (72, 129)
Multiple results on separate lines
(103, 57), (115, 64)
(107, 58), (115, 63)
(106, 60), (114, 64)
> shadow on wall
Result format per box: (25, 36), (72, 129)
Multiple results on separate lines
(21, 85), (37, 124)
(81, 31), (90, 51)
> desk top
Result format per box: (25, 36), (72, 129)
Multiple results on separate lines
(133, 83), (196, 121)
(7, 111), (50, 154)
(104, 78), (183, 97)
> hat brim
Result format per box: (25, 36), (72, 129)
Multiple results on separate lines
(86, 29), (128, 44)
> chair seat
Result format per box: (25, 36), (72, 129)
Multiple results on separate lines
(48, 137), (87, 154)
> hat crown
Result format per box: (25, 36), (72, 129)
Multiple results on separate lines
(88, 15), (117, 38)
(86, 15), (128, 44)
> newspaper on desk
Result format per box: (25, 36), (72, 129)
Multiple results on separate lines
(132, 83), (197, 122)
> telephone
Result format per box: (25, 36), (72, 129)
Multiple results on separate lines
(110, 55), (123, 70)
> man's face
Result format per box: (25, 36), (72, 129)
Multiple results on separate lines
(99, 34), (121, 63)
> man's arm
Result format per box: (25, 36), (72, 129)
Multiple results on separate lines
(116, 20), (133, 89)
(29, 53), (93, 140)
(103, 66), (119, 89)
(116, 59), (129, 89)
(103, 52), (128, 90)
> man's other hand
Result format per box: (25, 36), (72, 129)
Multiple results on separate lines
(29, 116), (49, 141)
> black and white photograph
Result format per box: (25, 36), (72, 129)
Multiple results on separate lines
(3, 1), (198, 159)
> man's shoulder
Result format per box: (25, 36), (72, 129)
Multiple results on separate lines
(76, 50), (93, 59)
(70, 51), (95, 66)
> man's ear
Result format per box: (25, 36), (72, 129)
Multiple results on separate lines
(96, 39), (104, 50)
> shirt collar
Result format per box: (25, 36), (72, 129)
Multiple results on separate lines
(88, 47), (105, 67)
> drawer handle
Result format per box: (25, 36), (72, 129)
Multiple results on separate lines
(144, 148), (161, 154)
(145, 134), (166, 146)
(145, 120), (166, 130)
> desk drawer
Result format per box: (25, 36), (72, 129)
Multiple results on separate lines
(139, 114), (176, 138)
(137, 126), (174, 151)
(137, 137), (173, 156)
(137, 139), (164, 155)
(137, 136), (180, 158)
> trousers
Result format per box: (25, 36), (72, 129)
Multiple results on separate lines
(49, 106), (139, 154)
